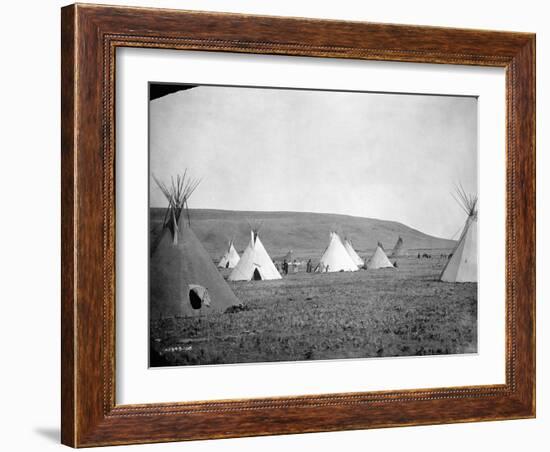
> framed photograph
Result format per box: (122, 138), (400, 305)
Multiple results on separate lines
(61, 3), (535, 447)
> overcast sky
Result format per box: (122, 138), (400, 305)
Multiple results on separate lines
(149, 85), (477, 239)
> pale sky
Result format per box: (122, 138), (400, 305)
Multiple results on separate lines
(149, 85), (477, 239)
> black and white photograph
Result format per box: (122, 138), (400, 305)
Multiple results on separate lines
(148, 82), (478, 367)
(2, 0), (542, 449)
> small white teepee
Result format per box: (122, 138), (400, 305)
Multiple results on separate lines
(318, 232), (359, 272)
(218, 241), (240, 269)
(440, 187), (478, 283)
(366, 242), (394, 269)
(228, 229), (282, 281)
(343, 238), (364, 267)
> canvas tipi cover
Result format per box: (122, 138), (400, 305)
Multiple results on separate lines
(440, 189), (478, 283)
(218, 241), (240, 269)
(366, 242), (394, 269)
(390, 236), (404, 258)
(343, 238), (365, 267)
(319, 232), (359, 272)
(150, 174), (240, 319)
(228, 230), (282, 281)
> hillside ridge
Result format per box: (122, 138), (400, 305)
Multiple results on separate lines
(150, 208), (456, 259)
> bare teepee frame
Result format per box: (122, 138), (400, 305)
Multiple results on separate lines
(153, 171), (201, 242)
(452, 182), (478, 220)
(246, 219), (264, 243)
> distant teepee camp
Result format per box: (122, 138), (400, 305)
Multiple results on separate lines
(343, 238), (365, 267)
(150, 173), (240, 318)
(218, 241), (240, 269)
(390, 236), (404, 258)
(366, 242), (394, 269)
(318, 232), (359, 272)
(228, 227), (282, 281)
(440, 186), (478, 283)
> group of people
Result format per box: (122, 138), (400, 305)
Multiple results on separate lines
(275, 259), (297, 275)
(417, 252), (452, 259)
(275, 258), (315, 274)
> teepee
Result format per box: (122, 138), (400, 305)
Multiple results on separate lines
(318, 232), (359, 272)
(440, 187), (478, 283)
(228, 228), (282, 281)
(218, 241), (240, 269)
(390, 236), (404, 258)
(150, 173), (240, 318)
(366, 242), (394, 269)
(343, 238), (365, 267)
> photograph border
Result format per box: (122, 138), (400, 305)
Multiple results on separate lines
(61, 3), (535, 447)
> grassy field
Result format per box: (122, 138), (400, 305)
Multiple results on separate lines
(150, 254), (477, 366)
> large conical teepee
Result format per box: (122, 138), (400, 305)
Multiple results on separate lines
(150, 173), (240, 318)
(318, 232), (359, 272)
(218, 241), (240, 269)
(390, 236), (404, 258)
(440, 186), (478, 283)
(366, 242), (394, 269)
(343, 238), (364, 267)
(228, 228), (282, 281)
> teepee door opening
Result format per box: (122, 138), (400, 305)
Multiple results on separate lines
(189, 288), (202, 309)
(188, 284), (211, 310)
(253, 268), (262, 280)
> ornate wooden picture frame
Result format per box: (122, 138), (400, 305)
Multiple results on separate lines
(61, 3), (535, 447)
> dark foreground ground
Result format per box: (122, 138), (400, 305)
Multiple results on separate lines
(150, 255), (477, 366)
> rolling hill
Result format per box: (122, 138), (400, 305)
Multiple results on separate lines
(150, 209), (456, 260)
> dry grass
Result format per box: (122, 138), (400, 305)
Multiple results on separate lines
(150, 255), (477, 366)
